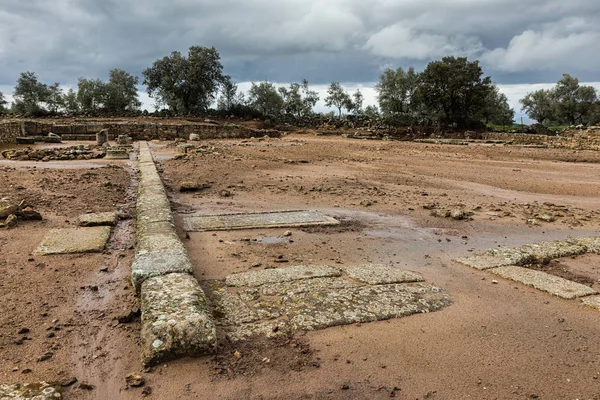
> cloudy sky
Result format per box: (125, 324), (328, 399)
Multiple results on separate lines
(1, 0), (599, 120)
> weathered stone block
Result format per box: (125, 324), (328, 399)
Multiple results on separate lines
(343, 264), (424, 285)
(77, 212), (119, 227)
(141, 273), (217, 366)
(52, 125), (72, 134)
(132, 250), (194, 290)
(36, 226), (111, 255)
(226, 265), (341, 287)
(490, 266), (598, 299)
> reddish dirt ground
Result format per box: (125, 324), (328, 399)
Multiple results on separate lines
(1, 134), (600, 399)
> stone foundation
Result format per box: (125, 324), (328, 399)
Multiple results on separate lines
(0, 120), (279, 144)
(0, 121), (22, 144)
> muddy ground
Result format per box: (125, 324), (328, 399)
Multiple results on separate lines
(1, 135), (600, 399)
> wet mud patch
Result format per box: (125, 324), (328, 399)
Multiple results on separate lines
(528, 260), (597, 286)
(211, 334), (316, 379)
(301, 217), (366, 234)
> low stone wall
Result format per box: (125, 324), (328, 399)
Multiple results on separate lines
(134, 142), (216, 366)
(481, 132), (551, 144)
(0, 120), (279, 142)
(0, 121), (22, 144)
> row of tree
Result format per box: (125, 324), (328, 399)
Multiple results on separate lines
(0, 69), (141, 116)
(14, 44), (599, 128)
(519, 74), (599, 126)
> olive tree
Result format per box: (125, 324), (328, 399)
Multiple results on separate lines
(278, 79), (319, 117)
(324, 81), (351, 118)
(143, 46), (226, 115)
(12, 71), (49, 115)
(416, 57), (493, 127)
(248, 81), (284, 116)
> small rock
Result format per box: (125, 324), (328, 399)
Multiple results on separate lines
(219, 189), (232, 197)
(360, 199), (373, 207)
(538, 214), (556, 222)
(341, 384), (350, 390)
(491, 280), (499, 284)
(19, 207), (42, 221)
(125, 373), (145, 387)
(37, 352), (54, 362)
(18, 327), (30, 335)
(450, 209), (468, 220)
(178, 181), (211, 192)
(283, 230), (292, 237)
(5, 214), (18, 228)
(117, 308), (141, 324)
(142, 386), (153, 396)
(233, 350), (242, 358)
(59, 376), (78, 387)
(78, 383), (95, 391)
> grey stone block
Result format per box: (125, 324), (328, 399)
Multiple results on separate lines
(141, 273), (217, 366)
(343, 264), (424, 285)
(226, 265), (341, 287)
(490, 266), (598, 299)
(132, 250), (194, 291)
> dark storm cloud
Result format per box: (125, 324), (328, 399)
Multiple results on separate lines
(0, 0), (599, 89)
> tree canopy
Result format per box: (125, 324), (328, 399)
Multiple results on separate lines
(375, 67), (419, 116)
(278, 79), (319, 118)
(12, 71), (50, 115)
(143, 46), (226, 114)
(248, 81), (284, 116)
(324, 82), (351, 118)
(520, 74), (599, 125)
(416, 57), (496, 128)
(0, 91), (8, 114)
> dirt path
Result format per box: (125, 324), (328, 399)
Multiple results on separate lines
(1, 135), (600, 399)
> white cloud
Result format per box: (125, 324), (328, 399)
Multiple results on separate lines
(364, 24), (483, 59)
(482, 28), (600, 72)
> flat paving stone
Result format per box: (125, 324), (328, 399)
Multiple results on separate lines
(519, 241), (587, 263)
(183, 210), (339, 232)
(225, 265), (341, 287)
(581, 296), (600, 310)
(455, 254), (519, 270)
(343, 264), (424, 284)
(35, 226), (111, 255)
(77, 211), (119, 227)
(490, 266), (598, 299)
(209, 280), (450, 342)
(207, 265), (450, 342)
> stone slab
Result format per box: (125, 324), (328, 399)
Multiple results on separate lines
(570, 237), (600, 254)
(35, 226), (111, 255)
(183, 210), (339, 232)
(490, 266), (598, 299)
(580, 296), (600, 310)
(209, 280), (450, 342)
(455, 254), (518, 270)
(77, 212), (119, 227)
(132, 251), (194, 290)
(484, 247), (533, 266)
(343, 264), (424, 284)
(105, 150), (130, 159)
(225, 265), (342, 287)
(141, 273), (217, 366)
(519, 241), (587, 263)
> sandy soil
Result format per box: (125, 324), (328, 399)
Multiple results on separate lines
(1, 135), (600, 399)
